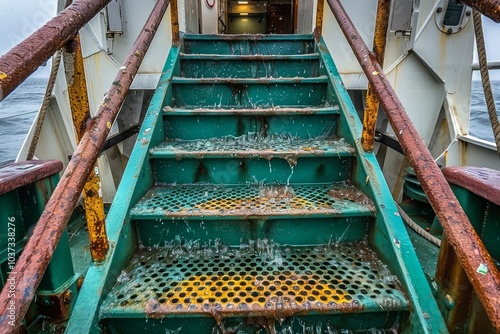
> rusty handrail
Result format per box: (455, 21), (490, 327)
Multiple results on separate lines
(325, 0), (500, 330)
(0, 0), (112, 102)
(0, 0), (171, 331)
(459, 0), (500, 23)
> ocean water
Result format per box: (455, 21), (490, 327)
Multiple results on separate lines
(0, 77), (48, 164)
(0, 78), (499, 165)
(469, 80), (500, 143)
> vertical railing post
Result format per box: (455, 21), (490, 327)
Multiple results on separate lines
(315, 0), (325, 42)
(171, 0), (180, 45)
(361, 0), (390, 152)
(63, 35), (109, 262)
(0, 0), (170, 329)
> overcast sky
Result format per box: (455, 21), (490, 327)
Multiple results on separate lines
(0, 1), (499, 79)
(0, 0), (57, 77)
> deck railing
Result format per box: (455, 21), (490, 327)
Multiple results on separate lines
(0, 0), (175, 330)
(321, 0), (500, 331)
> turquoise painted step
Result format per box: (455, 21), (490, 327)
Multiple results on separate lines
(130, 183), (374, 220)
(150, 156), (353, 184)
(171, 77), (332, 108)
(182, 34), (315, 55)
(163, 110), (339, 140)
(180, 54), (321, 78)
(100, 242), (408, 332)
(148, 137), (353, 184)
(149, 137), (355, 159)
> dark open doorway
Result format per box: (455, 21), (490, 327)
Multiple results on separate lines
(226, 0), (295, 34)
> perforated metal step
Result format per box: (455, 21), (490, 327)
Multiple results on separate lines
(130, 184), (375, 220)
(100, 241), (408, 320)
(149, 137), (355, 159)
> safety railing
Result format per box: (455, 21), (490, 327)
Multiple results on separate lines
(319, 0), (500, 331)
(0, 0), (177, 330)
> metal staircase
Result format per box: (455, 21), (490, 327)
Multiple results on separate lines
(69, 34), (445, 333)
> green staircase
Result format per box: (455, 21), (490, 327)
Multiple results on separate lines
(69, 34), (446, 333)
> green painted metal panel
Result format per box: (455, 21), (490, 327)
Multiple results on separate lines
(180, 54), (320, 78)
(151, 157), (353, 184)
(172, 78), (330, 108)
(182, 34), (316, 55)
(163, 114), (338, 140)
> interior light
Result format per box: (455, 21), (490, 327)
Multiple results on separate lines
(240, 12), (249, 16)
(238, 1), (249, 4)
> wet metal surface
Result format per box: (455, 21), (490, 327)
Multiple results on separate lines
(0, 0), (170, 330)
(101, 241), (407, 322)
(326, 0), (500, 329)
(361, 0), (390, 152)
(443, 166), (500, 206)
(170, 0), (180, 45)
(150, 136), (355, 159)
(460, 0), (500, 23)
(64, 35), (108, 262)
(162, 106), (340, 115)
(0, 160), (63, 196)
(0, 0), (112, 101)
(130, 184), (375, 219)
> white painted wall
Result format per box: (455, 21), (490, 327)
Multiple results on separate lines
(201, 0), (218, 34)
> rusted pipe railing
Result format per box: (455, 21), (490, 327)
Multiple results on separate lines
(361, 0), (390, 152)
(459, 0), (500, 23)
(326, 0), (500, 330)
(0, 0), (171, 331)
(63, 35), (109, 262)
(0, 0), (112, 102)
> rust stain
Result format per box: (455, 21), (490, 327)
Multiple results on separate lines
(362, 0), (390, 152)
(0, 160), (63, 196)
(170, 0), (180, 45)
(64, 35), (108, 263)
(315, 0), (325, 41)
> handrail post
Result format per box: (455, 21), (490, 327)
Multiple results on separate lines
(0, 0), (170, 330)
(361, 0), (390, 152)
(325, 0), (500, 331)
(315, 0), (325, 42)
(171, 0), (180, 45)
(63, 35), (109, 262)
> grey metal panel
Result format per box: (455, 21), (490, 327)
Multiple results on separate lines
(106, 0), (123, 34)
(390, 0), (413, 32)
(297, 0), (314, 34)
(186, 0), (200, 34)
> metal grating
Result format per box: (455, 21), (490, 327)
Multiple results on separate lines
(149, 136), (355, 158)
(100, 241), (408, 319)
(130, 184), (375, 219)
